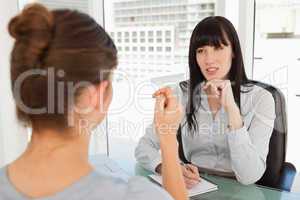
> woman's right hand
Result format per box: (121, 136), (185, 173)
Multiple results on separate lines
(153, 87), (188, 200)
(153, 87), (183, 139)
(156, 163), (201, 189)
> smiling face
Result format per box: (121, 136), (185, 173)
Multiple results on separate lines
(196, 42), (233, 81)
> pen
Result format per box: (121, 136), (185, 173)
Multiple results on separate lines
(183, 163), (201, 181)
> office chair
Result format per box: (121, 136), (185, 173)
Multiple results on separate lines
(251, 80), (296, 191)
(176, 80), (297, 191)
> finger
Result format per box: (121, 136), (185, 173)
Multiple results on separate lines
(154, 95), (166, 113)
(184, 179), (194, 189)
(203, 81), (212, 90)
(212, 84), (221, 96)
(208, 84), (220, 97)
(152, 89), (165, 98)
(159, 88), (178, 111)
(184, 177), (199, 186)
(184, 178), (197, 189)
(182, 167), (201, 181)
(186, 184), (193, 189)
(186, 164), (199, 175)
(214, 81), (230, 99)
(153, 88), (175, 109)
(153, 87), (173, 98)
(219, 81), (227, 90)
(212, 79), (228, 90)
(204, 81), (219, 96)
(185, 182), (195, 189)
(203, 81), (217, 91)
(159, 87), (174, 102)
(215, 81), (227, 92)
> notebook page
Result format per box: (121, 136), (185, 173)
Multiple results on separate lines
(148, 174), (218, 197)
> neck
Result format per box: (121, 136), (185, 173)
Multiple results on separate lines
(17, 126), (92, 172)
(7, 126), (94, 198)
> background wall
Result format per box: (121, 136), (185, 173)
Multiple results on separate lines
(0, 0), (28, 167)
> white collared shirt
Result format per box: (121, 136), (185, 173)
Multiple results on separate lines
(135, 81), (276, 185)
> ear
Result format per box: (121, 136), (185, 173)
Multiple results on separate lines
(92, 80), (111, 112)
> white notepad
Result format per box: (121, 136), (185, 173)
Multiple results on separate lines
(148, 174), (218, 197)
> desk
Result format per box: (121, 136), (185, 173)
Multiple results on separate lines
(137, 165), (299, 200)
(114, 158), (300, 200)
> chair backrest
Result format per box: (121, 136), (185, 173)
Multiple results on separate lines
(251, 80), (287, 188)
(177, 80), (287, 188)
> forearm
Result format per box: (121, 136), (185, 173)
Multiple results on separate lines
(160, 135), (188, 200)
(227, 126), (268, 184)
(225, 104), (243, 130)
(230, 143), (266, 184)
(225, 86), (275, 184)
(226, 104), (264, 184)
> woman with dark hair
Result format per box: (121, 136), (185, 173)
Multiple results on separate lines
(136, 16), (275, 187)
(0, 4), (187, 200)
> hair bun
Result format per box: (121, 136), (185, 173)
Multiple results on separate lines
(8, 3), (54, 70)
(8, 3), (53, 42)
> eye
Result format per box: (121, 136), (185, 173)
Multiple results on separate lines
(214, 46), (224, 51)
(196, 48), (204, 54)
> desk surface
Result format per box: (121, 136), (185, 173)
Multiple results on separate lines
(139, 165), (300, 200)
(91, 156), (300, 200)
(111, 157), (300, 200)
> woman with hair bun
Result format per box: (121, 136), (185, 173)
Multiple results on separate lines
(0, 4), (187, 200)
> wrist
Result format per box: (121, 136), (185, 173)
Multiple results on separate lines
(160, 138), (179, 160)
(226, 104), (243, 130)
(224, 102), (239, 113)
(156, 128), (178, 141)
(155, 124), (179, 137)
(159, 137), (178, 150)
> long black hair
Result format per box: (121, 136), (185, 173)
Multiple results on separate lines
(186, 16), (251, 134)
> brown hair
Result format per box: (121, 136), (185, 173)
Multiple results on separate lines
(8, 3), (117, 129)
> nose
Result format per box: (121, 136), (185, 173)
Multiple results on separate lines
(203, 48), (215, 65)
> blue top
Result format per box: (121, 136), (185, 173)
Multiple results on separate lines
(0, 166), (173, 200)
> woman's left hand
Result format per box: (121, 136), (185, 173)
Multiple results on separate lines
(202, 79), (237, 112)
(203, 79), (243, 130)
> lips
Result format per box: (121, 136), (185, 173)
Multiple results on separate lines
(206, 67), (219, 73)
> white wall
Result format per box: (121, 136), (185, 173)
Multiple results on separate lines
(216, 0), (255, 79)
(238, 0), (255, 79)
(0, 0), (28, 167)
(89, 0), (104, 26)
